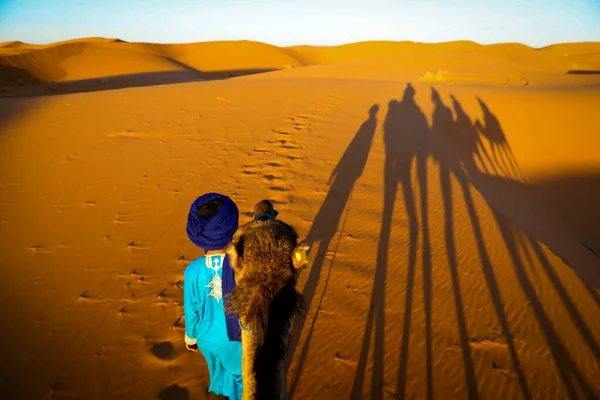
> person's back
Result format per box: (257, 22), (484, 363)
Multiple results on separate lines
(184, 192), (242, 400)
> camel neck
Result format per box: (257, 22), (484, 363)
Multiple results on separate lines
(240, 324), (290, 399)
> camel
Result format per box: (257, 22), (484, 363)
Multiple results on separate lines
(474, 97), (522, 179)
(226, 200), (309, 399)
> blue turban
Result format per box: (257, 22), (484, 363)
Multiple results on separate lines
(186, 193), (239, 250)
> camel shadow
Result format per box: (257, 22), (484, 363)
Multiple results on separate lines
(288, 83), (600, 399)
(418, 85), (598, 399)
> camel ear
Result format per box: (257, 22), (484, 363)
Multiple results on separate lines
(292, 242), (311, 270)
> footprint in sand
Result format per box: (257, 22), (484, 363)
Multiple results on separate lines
(114, 212), (133, 225)
(27, 245), (51, 254)
(155, 288), (168, 302)
(269, 185), (294, 192)
(241, 166), (259, 175)
(158, 384), (189, 400)
(77, 290), (90, 300)
(53, 203), (69, 213)
(241, 106), (324, 198)
(272, 129), (292, 136)
(287, 115), (311, 132)
(268, 139), (287, 145)
(265, 162), (284, 167)
(118, 268), (141, 278)
(311, 103), (338, 116)
(172, 314), (184, 329)
(75, 290), (110, 304)
(279, 154), (305, 161)
(126, 241), (151, 251)
(108, 131), (191, 140)
(269, 137), (301, 150)
(27, 244), (68, 254)
(57, 155), (79, 164)
(261, 174), (283, 182)
(150, 341), (175, 361)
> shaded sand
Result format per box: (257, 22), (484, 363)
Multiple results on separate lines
(1, 38), (600, 399)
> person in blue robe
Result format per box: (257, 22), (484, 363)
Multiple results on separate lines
(184, 192), (242, 400)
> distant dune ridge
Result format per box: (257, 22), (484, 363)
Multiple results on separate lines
(0, 37), (599, 399)
(1, 37), (599, 94)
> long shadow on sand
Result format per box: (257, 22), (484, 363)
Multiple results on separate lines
(0, 65), (41, 87)
(0, 68), (41, 135)
(157, 384), (189, 400)
(288, 83), (600, 399)
(287, 104), (380, 397)
(0, 68), (277, 98)
(352, 84), (432, 400)
(430, 89), (529, 400)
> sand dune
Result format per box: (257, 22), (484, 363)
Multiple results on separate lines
(0, 39), (305, 85)
(0, 38), (599, 399)
(2, 38), (599, 95)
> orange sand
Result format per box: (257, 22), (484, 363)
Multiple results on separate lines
(1, 38), (599, 399)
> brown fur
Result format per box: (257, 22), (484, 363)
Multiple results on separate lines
(253, 199), (279, 220)
(225, 208), (308, 399)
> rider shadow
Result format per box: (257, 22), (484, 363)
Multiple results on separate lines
(353, 83), (433, 400)
(287, 104), (380, 397)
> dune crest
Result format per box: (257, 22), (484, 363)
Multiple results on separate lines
(1, 38), (599, 96)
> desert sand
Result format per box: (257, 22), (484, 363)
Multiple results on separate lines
(1, 38), (600, 399)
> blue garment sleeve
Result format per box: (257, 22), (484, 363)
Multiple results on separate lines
(183, 262), (203, 345)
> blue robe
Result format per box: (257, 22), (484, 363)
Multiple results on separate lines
(184, 254), (243, 400)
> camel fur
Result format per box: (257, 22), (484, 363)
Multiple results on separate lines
(225, 200), (309, 399)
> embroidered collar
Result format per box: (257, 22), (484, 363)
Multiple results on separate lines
(205, 255), (224, 302)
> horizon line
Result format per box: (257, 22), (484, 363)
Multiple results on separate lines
(1, 36), (599, 51)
